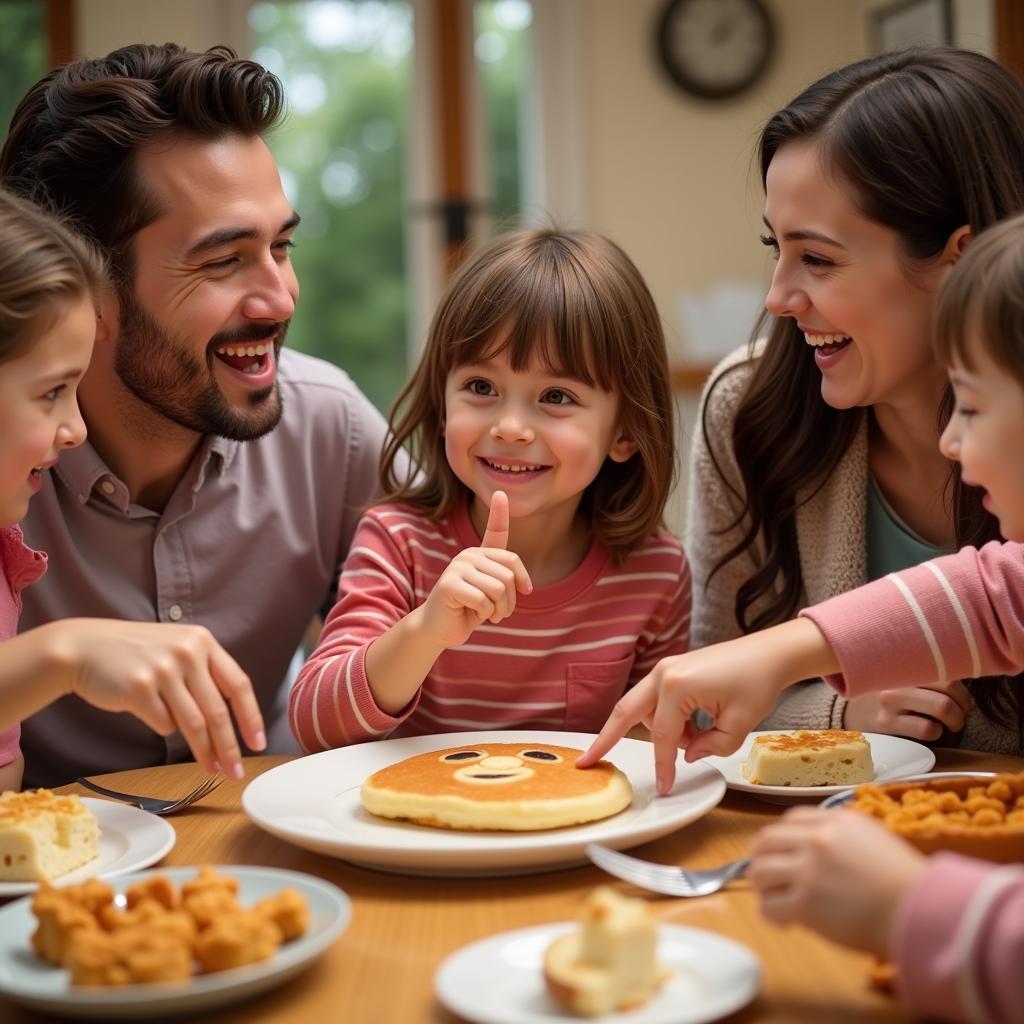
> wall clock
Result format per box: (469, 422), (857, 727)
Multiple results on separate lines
(656, 0), (775, 101)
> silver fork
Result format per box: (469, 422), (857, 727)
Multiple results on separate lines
(585, 843), (749, 897)
(75, 774), (222, 815)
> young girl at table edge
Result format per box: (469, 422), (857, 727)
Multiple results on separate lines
(0, 188), (265, 791)
(289, 227), (689, 751)
(582, 213), (1024, 1024)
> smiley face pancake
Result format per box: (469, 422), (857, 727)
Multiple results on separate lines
(360, 743), (633, 831)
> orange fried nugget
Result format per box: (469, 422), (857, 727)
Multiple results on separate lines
(252, 888), (309, 941)
(68, 926), (192, 986)
(194, 911), (282, 973)
(100, 899), (198, 948)
(125, 874), (178, 910)
(183, 887), (240, 931)
(31, 891), (102, 966)
(181, 865), (239, 900)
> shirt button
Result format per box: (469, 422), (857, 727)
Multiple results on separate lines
(100, 479), (115, 495)
(168, 604), (183, 621)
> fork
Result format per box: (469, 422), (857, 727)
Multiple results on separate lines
(585, 843), (749, 897)
(75, 774), (223, 815)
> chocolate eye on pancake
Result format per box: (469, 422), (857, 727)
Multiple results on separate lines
(520, 749), (562, 763)
(438, 750), (486, 762)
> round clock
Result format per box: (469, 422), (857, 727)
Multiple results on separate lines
(656, 0), (775, 101)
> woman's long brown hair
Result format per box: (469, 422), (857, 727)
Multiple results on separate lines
(707, 47), (1024, 736)
(380, 228), (676, 562)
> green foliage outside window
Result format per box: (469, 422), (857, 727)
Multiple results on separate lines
(0, 1), (45, 145)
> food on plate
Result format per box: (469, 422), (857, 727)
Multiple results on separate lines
(544, 887), (670, 1016)
(27, 866), (310, 985)
(360, 742), (632, 831)
(0, 789), (100, 881)
(741, 730), (873, 787)
(850, 773), (1024, 861)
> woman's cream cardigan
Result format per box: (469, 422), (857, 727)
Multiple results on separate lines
(687, 344), (1021, 754)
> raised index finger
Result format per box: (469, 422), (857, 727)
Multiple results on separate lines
(481, 490), (509, 549)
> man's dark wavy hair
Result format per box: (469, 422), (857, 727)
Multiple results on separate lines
(0, 43), (284, 290)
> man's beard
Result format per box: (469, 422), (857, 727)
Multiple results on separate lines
(114, 292), (287, 442)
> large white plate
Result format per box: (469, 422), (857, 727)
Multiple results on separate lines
(0, 865), (351, 1019)
(704, 732), (936, 804)
(242, 731), (726, 877)
(435, 922), (760, 1024)
(0, 799), (175, 897)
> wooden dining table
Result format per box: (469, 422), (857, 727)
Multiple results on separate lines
(3, 746), (1020, 1023)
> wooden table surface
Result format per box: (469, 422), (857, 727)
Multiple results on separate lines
(3, 746), (1020, 1023)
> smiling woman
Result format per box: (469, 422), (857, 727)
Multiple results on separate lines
(687, 46), (1024, 755)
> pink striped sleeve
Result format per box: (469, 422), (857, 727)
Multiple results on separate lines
(893, 853), (1024, 1024)
(631, 544), (692, 681)
(289, 510), (422, 751)
(799, 541), (1024, 698)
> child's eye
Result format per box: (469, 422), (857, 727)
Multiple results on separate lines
(42, 385), (65, 402)
(956, 405), (976, 420)
(465, 378), (496, 397)
(541, 388), (575, 406)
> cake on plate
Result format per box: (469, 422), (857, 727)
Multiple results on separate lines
(544, 886), (669, 1017)
(741, 730), (874, 787)
(360, 742), (632, 831)
(0, 789), (100, 882)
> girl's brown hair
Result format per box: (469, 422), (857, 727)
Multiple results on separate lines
(0, 188), (106, 365)
(380, 228), (675, 561)
(705, 47), (1024, 736)
(934, 213), (1024, 383)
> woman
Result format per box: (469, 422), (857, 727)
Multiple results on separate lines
(689, 47), (1024, 752)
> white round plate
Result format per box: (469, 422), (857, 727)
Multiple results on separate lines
(819, 770), (998, 810)
(703, 732), (936, 804)
(242, 731), (726, 877)
(0, 798), (175, 897)
(0, 865), (351, 1019)
(435, 922), (760, 1024)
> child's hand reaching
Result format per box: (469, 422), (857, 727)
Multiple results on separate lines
(748, 807), (927, 956)
(52, 619), (265, 779)
(418, 490), (533, 649)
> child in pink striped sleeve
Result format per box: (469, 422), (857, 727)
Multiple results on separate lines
(290, 228), (689, 750)
(583, 214), (1024, 1024)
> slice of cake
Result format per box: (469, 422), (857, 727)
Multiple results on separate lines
(544, 887), (669, 1017)
(741, 730), (873, 787)
(0, 789), (100, 882)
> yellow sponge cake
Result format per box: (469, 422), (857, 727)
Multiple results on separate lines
(544, 887), (669, 1016)
(0, 789), (100, 882)
(741, 730), (873, 787)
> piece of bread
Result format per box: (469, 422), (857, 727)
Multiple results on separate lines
(741, 730), (873, 787)
(544, 887), (669, 1017)
(0, 789), (100, 881)
(361, 743), (632, 831)
(850, 773), (1024, 862)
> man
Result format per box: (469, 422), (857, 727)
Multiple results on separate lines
(1, 43), (396, 785)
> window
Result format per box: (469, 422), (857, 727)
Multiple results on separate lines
(0, 1), (47, 144)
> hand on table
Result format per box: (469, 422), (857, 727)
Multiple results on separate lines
(417, 490), (533, 649)
(748, 807), (927, 957)
(59, 619), (265, 779)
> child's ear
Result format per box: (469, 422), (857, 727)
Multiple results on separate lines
(93, 295), (117, 344)
(607, 432), (639, 463)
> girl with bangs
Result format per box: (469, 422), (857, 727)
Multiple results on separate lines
(289, 228), (688, 750)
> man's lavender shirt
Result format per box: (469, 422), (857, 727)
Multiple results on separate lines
(18, 349), (391, 786)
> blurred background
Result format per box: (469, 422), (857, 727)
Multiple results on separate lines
(0, 0), (1011, 529)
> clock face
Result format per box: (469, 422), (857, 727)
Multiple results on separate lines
(656, 0), (774, 100)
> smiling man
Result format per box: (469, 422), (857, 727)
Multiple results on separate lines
(0, 44), (395, 785)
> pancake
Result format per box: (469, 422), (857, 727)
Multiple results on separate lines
(360, 743), (633, 831)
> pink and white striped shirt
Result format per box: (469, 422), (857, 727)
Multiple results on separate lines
(802, 540), (1024, 1024)
(289, 500), (691, 751)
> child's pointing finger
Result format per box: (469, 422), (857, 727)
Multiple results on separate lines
(481, 489), (510, 549)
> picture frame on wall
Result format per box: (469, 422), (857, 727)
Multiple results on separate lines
(871, 0), (953, 53)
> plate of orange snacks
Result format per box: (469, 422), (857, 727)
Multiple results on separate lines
(0, 865), (351, 1018)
